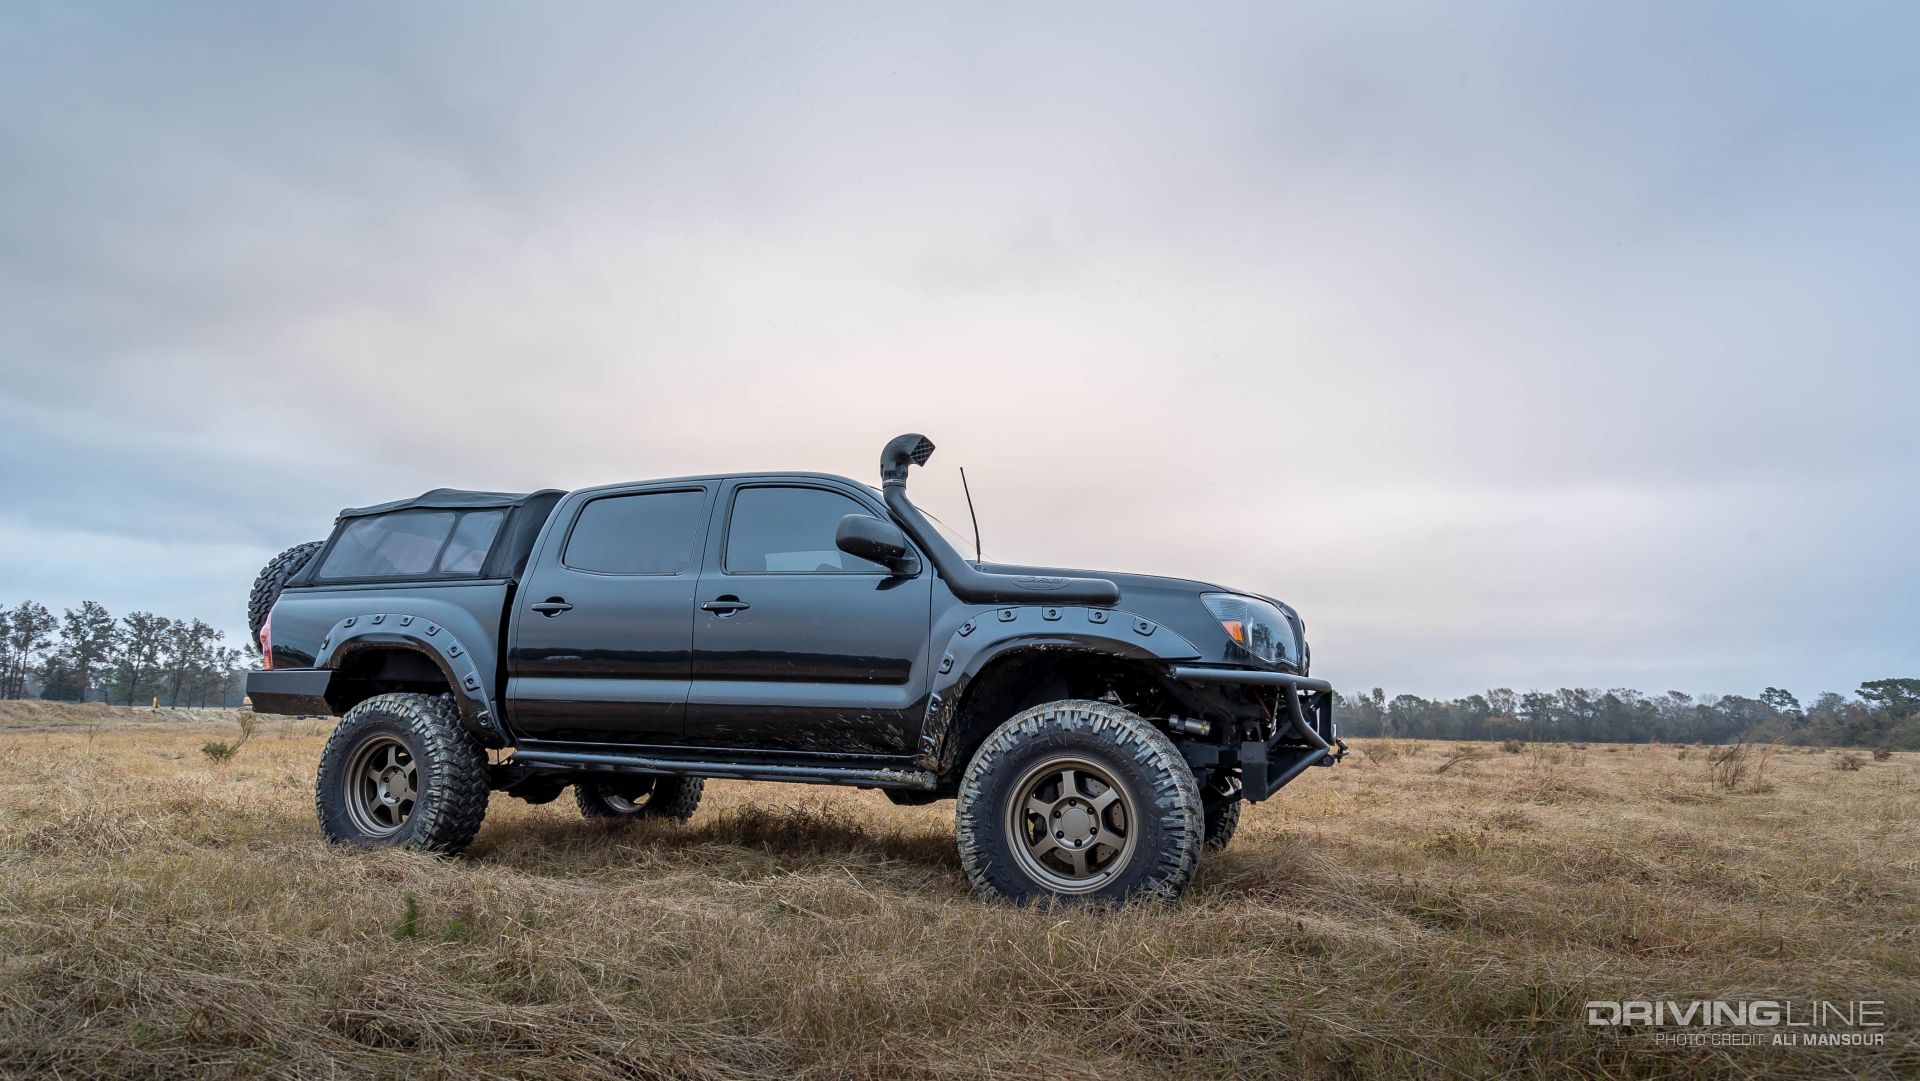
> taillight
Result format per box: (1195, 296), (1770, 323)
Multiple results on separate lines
(259, 614), (272, 670)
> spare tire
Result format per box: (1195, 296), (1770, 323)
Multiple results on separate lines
(247, 540), (323, 645)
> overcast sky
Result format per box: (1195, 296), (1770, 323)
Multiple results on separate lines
(2, 3), (1915, 700)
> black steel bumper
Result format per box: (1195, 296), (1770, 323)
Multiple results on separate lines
(246, 668), (333, 716)
(1167, 665), (1345, 801)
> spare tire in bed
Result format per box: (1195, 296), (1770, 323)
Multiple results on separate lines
(247, 540), (323, 645)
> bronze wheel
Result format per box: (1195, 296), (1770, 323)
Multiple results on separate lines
(1003, 755), (1139, 894)
(957, 700), (1203, 903)
(314, 693), (490, 854)
(342, 734), (417, 836)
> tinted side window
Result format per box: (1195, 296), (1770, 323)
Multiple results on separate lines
(725, 487), (887, 574)
(436, 510), (505, 575)
(319, 512), (456, 579)
(564, 490), (707, 575)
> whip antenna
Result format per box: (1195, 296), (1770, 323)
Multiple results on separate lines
(960, 466), (983, 564)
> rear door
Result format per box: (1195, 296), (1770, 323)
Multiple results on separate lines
(506, 483), (716, 744)
(684, 479), (933, 755)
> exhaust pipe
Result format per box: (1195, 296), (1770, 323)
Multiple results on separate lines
(879, 433), (1120, 606)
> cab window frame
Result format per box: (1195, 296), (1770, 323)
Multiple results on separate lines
(558, 486), (712, 578)
(718, 482), (917, 577)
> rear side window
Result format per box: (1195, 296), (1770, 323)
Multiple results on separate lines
(319, 513), (456, 579)
(563, 489), (707, 575)
(317, 510), (505, 580)
(436, 510), (505, 574)
(724, 486), (887, 573)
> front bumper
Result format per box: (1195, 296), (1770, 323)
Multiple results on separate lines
(1167, 665), (1345, 800)
(246, 668), (333, 716)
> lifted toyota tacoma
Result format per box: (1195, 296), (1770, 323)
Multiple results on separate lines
(246, 433), (1342, 902)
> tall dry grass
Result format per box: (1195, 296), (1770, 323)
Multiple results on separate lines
(1, 704), (1915, 1079)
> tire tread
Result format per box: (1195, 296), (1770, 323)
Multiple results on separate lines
(247, 540), (323, 642)
(955, 699), (1203, 902)
(575, 777), (704, 822)
(314, 692), (490, 854)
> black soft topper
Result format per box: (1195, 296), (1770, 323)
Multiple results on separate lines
(337, 488), (559, 520)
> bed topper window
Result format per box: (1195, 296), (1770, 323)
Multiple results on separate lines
(317, 510), (505, 580)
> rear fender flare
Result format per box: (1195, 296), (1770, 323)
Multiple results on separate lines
(916, 605), (1201, 771)
(313, 614), (507, 748)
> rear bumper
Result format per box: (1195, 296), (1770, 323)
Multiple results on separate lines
(1167, 665), (1345, 801)
(246, 668), (333, 716)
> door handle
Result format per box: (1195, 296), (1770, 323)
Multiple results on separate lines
(531, 597), (574, 616)
(700, 596), (750, 614)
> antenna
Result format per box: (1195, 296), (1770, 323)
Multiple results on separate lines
(959, 466), (983, 565)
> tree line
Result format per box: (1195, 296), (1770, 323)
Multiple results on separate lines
(0, 600), (249, 708)
(1338, 680), (1920, 751)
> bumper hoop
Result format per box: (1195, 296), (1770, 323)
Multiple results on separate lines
(1167, 665), (1342, 802)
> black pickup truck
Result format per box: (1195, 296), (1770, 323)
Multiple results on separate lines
(247, 434), (1341, 902)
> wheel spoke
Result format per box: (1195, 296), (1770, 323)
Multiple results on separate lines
(1087, 785), (1120, 815)
(1057, 768), (1078, 799)
(1062, 847), (1090, 876)
(1030, 832), (1062, 858)
(1025, 796), (1053, 820)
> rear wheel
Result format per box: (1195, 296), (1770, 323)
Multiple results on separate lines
(956, 700), (1203, 903)
(315, 693), (491, 854)
(575, 777), (704, 823)
(248, 540), (323, 643)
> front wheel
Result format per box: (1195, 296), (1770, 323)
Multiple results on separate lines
(314, 693), (491, 854)
(1203, 773), (1243, 850)
(956, 700), (1203, 903)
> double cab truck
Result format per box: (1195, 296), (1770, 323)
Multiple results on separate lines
(247, 434), (1342, 902)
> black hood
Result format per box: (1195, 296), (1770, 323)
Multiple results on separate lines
(977, 562), (1229, 598)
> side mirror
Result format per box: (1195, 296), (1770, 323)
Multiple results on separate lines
(835, 514), (918, 575)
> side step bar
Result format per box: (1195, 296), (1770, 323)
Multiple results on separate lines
(506, 748), (940, 790)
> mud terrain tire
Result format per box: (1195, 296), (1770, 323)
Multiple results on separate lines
(1203, 775), (1243, 850)
(575, 778), (705, 823)
(248, 540), (323, 643)
(956, 699), (1203, 903)
(315, 692), (490, 854)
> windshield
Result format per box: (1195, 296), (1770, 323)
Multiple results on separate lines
(862, 484), (983, 563)
(921, 509), (979, 561)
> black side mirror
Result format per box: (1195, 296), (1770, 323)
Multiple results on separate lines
(835, 514), (919, 575)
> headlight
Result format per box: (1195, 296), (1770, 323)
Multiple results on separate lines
(1201, 592), (1297, 666)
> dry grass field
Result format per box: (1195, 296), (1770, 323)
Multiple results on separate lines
(1, 701), (1915, 1080)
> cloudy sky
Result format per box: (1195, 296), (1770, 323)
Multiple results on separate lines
(2, 3), (1914, 700)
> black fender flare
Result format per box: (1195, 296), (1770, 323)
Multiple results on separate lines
(312, 613), (507, 748)
(915, 604), (1201, 772)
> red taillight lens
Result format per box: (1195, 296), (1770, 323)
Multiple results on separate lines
(259, 614), (272, 669)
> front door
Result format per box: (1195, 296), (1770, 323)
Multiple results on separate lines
(685, 480), (933, 755)
(507, 483), (716, 744)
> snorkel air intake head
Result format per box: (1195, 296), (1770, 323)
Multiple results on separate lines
(877, 432), (1120, 606)
(880, 433), (936, 487)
